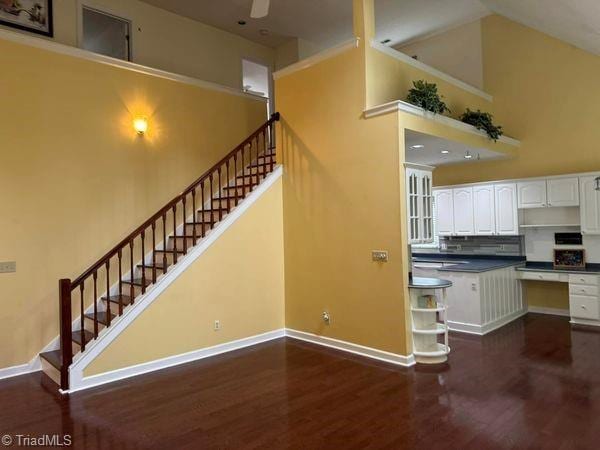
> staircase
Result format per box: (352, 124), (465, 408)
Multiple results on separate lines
(39, 113), (281, 390)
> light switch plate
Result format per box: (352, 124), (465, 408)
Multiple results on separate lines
(372, 251), (389, 262)
(0, 261), (16, 273)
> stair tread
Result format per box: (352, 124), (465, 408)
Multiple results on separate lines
(223, 184), (253, 190)
(102, 294), (134, 305)
(198, 206), (229, 212)
(85, 311), (117, 325)
(122, 278), (152, 287)
(186, 220), (213, 225)
(40, 350), (62, 370)
(155, 249), (186, 254)
(72, 329), (94, 346)
(170, 234), (200, 239)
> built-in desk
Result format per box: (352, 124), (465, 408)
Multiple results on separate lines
(516, 263), (600, 327)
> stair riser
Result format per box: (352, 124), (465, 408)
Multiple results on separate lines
(197, 210), (224, 222)
(40, 358), (61, 387)
(211, 198), (238, 209)
(245, 167), (270, 176)
(223, 187), (251, 197)
(184, 223), (212, 235)
(257, 155), (276, 163)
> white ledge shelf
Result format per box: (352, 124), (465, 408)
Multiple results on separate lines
(414, 343), (451, 357)
(412, 323), (447, 335)
(364, 100), (521, 148)
(411, 306), (447, 313)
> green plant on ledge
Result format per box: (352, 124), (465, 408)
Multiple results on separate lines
(406, 80), (451, 115)
(460, 108), (504, 141)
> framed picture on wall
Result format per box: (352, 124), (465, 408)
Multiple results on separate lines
(0, 0), (53, 37)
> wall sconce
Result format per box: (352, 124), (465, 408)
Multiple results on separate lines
(595, 176), (600, 191)
(133, 117), (148, 135)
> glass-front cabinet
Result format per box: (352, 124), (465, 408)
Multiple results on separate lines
(405, 164), (434, 244)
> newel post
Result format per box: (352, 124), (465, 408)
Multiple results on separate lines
(59, 278), (73, 391)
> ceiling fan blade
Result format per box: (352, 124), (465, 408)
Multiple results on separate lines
(251, 0), (270, 18)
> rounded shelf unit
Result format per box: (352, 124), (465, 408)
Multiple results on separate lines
(409, 277), (451, 365)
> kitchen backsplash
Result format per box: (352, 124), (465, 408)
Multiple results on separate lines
(435, 236), (524, 256)
(524, 228), (600, 263)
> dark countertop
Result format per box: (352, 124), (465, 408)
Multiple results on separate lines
(412, 253), (526, 273)
(408, 277), (452, 289)
(516, 261), (600, 274)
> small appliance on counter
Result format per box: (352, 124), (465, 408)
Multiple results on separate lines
(553, 249), (586, 270)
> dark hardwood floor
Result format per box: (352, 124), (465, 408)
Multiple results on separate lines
(1, 313), (599, 449)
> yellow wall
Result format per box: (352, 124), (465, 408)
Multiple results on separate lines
(435, 15), (600, 186)
(0, 37), (267, 369)
(0, 0), (275, 90)
(276, 1), (411, 356)
(397, 19), (484, 90)
(85, 177), (285, 376)
(524, 282), (569, 311)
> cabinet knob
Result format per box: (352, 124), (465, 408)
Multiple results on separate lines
(582, 305), (587, 310)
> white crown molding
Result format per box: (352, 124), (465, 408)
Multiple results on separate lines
(0, 28), (265, 102)
(273, 37), (360, 80)
(285, 329), (416, 367)
(67, 329), (286, 393)
(67, 167), (283, 391)
(364, 99), (521, 148)
(370, 39), (493, 102)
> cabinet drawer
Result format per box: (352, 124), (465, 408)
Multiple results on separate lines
(569, 284), (599, 297)
(569, 274), (599, 286)
(570, 295), (600, 320)
(519, 271), (564, 282)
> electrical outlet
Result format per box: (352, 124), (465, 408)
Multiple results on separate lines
(214, 320), (221, 331)
(0, 261), (16, 273)
(372, 250), (389, 262)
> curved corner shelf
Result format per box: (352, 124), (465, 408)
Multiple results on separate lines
(412, 323), (447, 335)
(414, 343), (451, 357)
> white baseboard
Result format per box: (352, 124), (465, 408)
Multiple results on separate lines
(68, 329), (285, 393)
(449, 309), (528, 336)
(0, 361), (41, 381)
(285, 329), (416, 367)
(528, 306), (570, 317)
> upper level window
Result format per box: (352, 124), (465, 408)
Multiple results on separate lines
(81, 6), (131, 62)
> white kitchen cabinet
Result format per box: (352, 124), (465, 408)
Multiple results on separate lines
(405, 165), (434, 244)
(434, 189), (454, 236)
(517, 180), (547, 208)
(580, 175), (600, 235)
(495, 183), (519, 235)
(547, 177), (579, 207)
(453, 187), (474, 235)
(473, 185), (496, 235)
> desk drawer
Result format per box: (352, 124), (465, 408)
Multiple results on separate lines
(519, 271), (564, 282)
(569, 284), (599, 297)
(570, 295), (600, 320)
(569, 274), (599, 286)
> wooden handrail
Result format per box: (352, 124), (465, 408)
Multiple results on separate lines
(71, 113), (280, 289)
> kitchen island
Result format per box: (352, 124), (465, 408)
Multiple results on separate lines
(412, 254), (525, 335)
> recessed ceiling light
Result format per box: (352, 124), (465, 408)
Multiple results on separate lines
(441, 150), (450, 154)
(411, 144), (424, 149)
(381, 39), (391, 45)
(464, 151), (473, 159)
(259, 29), (269, 36)
(238, 20), (247, 25)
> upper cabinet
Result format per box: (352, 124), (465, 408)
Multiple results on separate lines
(473, 185), (496, 235)
(453, 188), (475, 235)
(580, 175), (600, 235)
(435, 189), (454, 237)
(517, 177), (579, 209)
(434, 184), (518, 237)
(495, 184), (519, 235)
(547, 177), (579, 207)
(406, 165), (434, 244)
(517, 180), (547, 208)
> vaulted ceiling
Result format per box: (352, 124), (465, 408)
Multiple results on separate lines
(140, 0), (600, 57)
